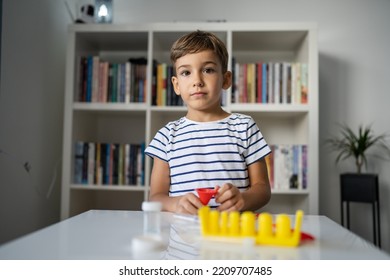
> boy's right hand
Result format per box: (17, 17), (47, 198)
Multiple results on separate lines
(174, 193), (203, 215)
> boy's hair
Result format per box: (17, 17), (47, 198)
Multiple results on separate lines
(170, 30), (229, 73)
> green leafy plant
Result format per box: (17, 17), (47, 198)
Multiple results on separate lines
(326, 124), (390, 174)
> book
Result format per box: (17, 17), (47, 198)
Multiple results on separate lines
(295, 63), (302, 104)
(105, 143), (111, 184)
(286, 63), (292, 103)
(156, 63), (164, 106)
(74, 141), (84, 184)
(88, 142), (95, 184)
(118, 144), (124, 185)
(301, 63), (308, 104)
(109, 143), (115, 184)
(119, 63), (126, 102)
(116, 63), (122, 102)
(267, 63), (273, 103)
(238, 63), (245, 103)
(137, 144), (143, 185)
(302, 145), (308, 189)
(151, 61), (157, 105)
(282, 62), (288, 103)
(291, 145), (300, 189)
(273, 63), (281, 104)
(271, 144), (307, 190)
(261, 63), (267, 103)
(102, 62), (109, 102)
(247, 63), (256, 103)
(242, 64), (247, 103)
(112, 143), (119, 185)
(86, 56), (93, 102)
(77, 56), (88, 102)
(291, 63), (297, 104)
(100, 143), (107, 185)
(91, 56), (100, 102)
(95, 142), (101, 184)
(82, 142), (89, 184)
(124, 144), (130, 185)
(125, 61), (131, 103)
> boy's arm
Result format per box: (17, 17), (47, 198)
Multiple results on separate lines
(149, 157), (203, 214)
(242, 158), (271, 211)
(216, 158), (271, 212)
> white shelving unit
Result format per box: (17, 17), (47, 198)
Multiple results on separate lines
(61, 22), (318, 219)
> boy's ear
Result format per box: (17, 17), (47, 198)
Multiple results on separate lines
(222, 71), (232, 90)
(171, 76), (181, 95)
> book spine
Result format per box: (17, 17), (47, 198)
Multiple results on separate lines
(125, 144), (130, 185)
(88, 142), (95, 184)
(257, 63), (262, 103)
(273, 63), (280, 104)
(74, 141), (84, 184)
(86, 56), (93, 102)
(267, 63), (273, 103)
(82, 142), (89, 184)
(282, 62), (288, 104)
(302, 145), (308, 189)
(91, 56), (100, 102)
(301, 63), (308, 104)
(262, 63), (267, 103)
(95, 142), (101, 184)
(125, 62), (131, 103)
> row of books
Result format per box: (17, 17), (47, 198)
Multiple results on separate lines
(76, 56), (308, 106)
(74, 141), (145, 186)
(77, 56), (147, 103)
(265, 144), (308, 190)
(231, 62), (308, 105)
(152, 63), (183, 107)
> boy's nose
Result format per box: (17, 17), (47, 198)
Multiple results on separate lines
(193, 81), (204, 87)
(193, 72), (204, 87)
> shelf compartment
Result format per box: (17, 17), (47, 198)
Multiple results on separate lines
(69, 188), (144, 217)
(72, 110), (146, 144)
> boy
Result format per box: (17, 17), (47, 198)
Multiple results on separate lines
(145, 30), (271, 215)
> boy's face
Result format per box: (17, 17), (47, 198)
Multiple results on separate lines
(171, 50), (231, 115)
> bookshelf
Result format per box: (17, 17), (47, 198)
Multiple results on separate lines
(61, 22), (318, 219)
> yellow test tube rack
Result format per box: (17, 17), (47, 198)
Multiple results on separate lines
(198, 206), (304, 247)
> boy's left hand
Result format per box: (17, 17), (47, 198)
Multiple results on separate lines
(215, 183), (244, 212)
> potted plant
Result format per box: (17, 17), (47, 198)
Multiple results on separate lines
(325, 123), (390, 246)
(325, 123), (390, 174)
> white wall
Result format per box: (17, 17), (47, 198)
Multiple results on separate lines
(1, 0), (390, 253)
(0, 0), (68, 243)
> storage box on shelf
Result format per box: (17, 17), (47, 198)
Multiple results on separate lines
(61, 22), (318, 220)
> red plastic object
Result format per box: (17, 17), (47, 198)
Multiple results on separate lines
(300, 231), (315, 241)
(196, 188), (219, 205)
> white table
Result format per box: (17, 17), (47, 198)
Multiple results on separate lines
(0, 210), (389, 260)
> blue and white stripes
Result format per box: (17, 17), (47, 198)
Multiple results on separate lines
(145, 113), (271, 206)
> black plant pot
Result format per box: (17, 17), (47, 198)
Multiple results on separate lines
(340, 173), (381, 247)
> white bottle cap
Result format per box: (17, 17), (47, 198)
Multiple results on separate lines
(131, 235), (164, 252)
(142, 201), (162, 212)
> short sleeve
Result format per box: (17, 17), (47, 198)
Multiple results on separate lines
(144, 126), (170, 162)
(243, 117), (271, 165)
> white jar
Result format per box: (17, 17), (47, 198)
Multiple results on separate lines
(142, 201), (162, 236)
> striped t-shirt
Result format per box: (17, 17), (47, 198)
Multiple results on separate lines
(145, 113), (271, 207)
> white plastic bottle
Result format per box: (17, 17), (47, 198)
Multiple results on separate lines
(142, 201), (162, 236)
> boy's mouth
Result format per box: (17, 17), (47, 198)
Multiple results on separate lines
(191, 91), (207, 97)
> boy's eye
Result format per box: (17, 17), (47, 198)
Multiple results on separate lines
(203, 67), (216, 74)
(180, 70), (190, 76)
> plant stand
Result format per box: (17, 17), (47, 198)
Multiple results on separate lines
(340, 173), (381, 247)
